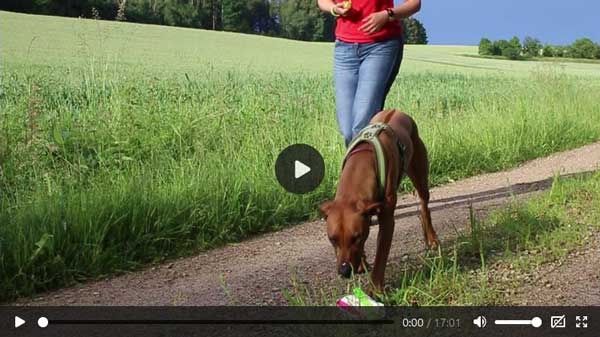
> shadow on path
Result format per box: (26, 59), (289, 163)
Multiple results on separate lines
(391, 171), (594, 222)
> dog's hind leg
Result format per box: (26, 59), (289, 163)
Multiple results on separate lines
(406, 135), (439, 249)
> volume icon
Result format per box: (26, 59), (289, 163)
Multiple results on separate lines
(473, 316), (487, 328)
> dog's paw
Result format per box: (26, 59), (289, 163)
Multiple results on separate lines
(369, 281), (385, 297)
(425, 236), (440, 250)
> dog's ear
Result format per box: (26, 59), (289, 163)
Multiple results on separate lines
(356, 200), (382, 216)
(319, 201), (335, 218)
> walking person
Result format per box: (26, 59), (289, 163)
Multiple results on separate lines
(317, 0), (422, 146)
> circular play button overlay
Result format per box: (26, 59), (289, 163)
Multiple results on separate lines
(275, 144), (325, 194)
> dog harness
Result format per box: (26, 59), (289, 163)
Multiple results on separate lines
(343, 123), (406, 200)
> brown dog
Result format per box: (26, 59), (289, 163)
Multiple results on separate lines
(320, 109), (438, 292)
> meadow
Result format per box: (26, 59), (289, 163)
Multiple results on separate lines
(1, 11), (600, 301)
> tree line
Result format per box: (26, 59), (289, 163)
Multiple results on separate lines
(479, 36), (600, 61)
(1, 0), (428, 43)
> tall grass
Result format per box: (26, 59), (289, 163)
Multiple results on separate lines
(2, 60), (600, 301)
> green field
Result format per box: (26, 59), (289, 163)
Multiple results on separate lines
(2, 11), (600, 301)
(5, 11), (600, 77)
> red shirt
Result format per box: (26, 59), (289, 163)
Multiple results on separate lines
(334, 0), (402, 43)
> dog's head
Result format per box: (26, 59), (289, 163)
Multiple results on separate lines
(319, 199), (381, 278)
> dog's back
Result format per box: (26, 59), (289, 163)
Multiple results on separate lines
(370, 109), (418, 144)
(369, 109), (417, 180)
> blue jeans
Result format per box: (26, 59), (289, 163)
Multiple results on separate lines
(334, 37), (404, 146)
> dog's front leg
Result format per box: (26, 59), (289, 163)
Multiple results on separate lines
(371, 209), (395, 292)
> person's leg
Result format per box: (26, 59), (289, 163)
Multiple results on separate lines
(334, 40), (361, 146)
(380, 38), (404, 111)
(350, 38), (402, 138)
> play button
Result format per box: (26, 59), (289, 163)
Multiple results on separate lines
(15, 316), (25, 328)
(294, 160), (311, 179)
(275, 144), (325, 194)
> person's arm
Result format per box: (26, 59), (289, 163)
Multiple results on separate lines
(317, 0), (350, 17)
(359, 0), (422, 35)
(391, 0), (421, 19)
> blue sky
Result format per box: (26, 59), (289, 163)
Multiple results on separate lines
(397, 0), (600, 45)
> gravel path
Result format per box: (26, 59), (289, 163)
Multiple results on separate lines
(510, 231), (600, 306)
(17, 142), (600, 306)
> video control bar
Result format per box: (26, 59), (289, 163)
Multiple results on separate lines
(2, 306), (596, 337)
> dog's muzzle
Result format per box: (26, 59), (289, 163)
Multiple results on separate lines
(338, 262), (352, 278)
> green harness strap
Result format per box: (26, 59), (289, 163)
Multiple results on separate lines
(343, 123), (406, 200)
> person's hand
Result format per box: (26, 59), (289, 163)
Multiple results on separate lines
(359, 11), (389, 35)
(332, 3), (350, 17)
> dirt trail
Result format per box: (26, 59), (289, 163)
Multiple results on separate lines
(510, 231), (600, 306)
(19, 143), (600, 306)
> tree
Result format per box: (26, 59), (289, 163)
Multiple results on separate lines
(161, 0), (201, 28)
(542, 44), (555, 57)
(522, 36), (542, 58)
(277, 0), (323, 41)
(509, 36), (522, 51)
(487, 41), (501, 56)
(570, 38), (597, 59)
(553, 46), (566, 57)
(493, 39), (510, 56)
(490, 39), (520, 59)
(490, 38), (522, 59)
(402, 18), (427, 44)
(478, 38), (493, 55)
(502, 46), (521, 60)
(205, 0), (222, 30)
(222, 0), (251, 32)
(247, 0), (276, 34)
